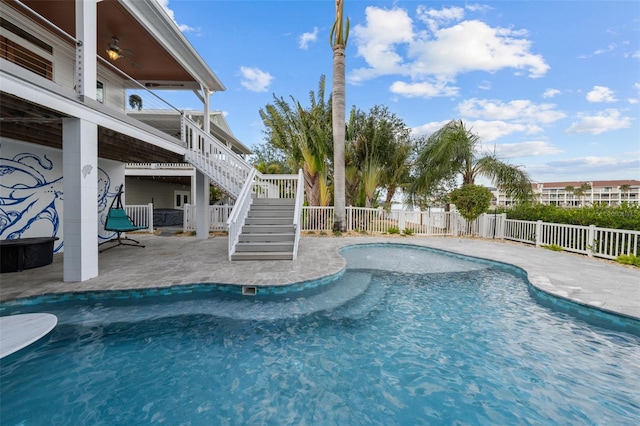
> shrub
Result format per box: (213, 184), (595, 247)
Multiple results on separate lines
(402, 228), (414, 236)
(542, 244), (563, 252)
(616, 254), (640, 267)
(387, 226), (400, 234)
(451, 185), (493, 222)
(501, 203), (640, 230)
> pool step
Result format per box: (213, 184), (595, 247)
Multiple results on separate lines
(328, 271), (386, 320)
(61, 272), (374, 324)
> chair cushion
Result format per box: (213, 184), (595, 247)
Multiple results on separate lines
(105, 209), (147, 232)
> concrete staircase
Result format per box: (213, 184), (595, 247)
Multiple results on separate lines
(231, 198), (296, 261)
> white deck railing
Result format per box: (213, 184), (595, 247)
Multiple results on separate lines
(124, 204), (154, 233)
(183, 204), (232, 232)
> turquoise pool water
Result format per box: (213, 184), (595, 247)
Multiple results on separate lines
(1, 245), (639, 424)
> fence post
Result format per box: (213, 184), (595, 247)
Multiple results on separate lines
(498, 214), (507, 239)
(479, 214), (487, 237)
(535, 220), (542, 247)
(347, 206), (352, 231)
(587, 224), (596, 257)
(451, 212), (458, 236)
(147, 203), (154, 234)
(183, 203), (190, 233)
(398, 210), (405, 231)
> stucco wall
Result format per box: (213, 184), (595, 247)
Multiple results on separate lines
(0, 138), (124, 252)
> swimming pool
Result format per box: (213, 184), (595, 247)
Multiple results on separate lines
(1, 244), (639, 424)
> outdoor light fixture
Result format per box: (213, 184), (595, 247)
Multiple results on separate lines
(106, 37), (122, 61)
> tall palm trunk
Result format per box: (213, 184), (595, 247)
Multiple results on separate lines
(331, 0), (349, 231)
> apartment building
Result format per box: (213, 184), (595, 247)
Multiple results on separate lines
(491, 180), (640, 207)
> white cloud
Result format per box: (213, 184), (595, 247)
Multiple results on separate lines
(416, 5), (465, 32)
(389, 80), (459, 98)
(543, 89), (561, 99)
(350, 7), (414, 83)
(157, 0), (197, 32)
(565, 109), (632, 134)
(468, 120), (542, 142)
(586, 86), (617, 103)
(411, 119), (541, 142)
(349, 6), (549, 89)
(593, 43), (617, 55)
(299, 27), (318, 50)
(494, 141), (562, 158)
(239, 66), (273, 92)
(478, 81), (492, 90)
(411, 120), (450, 136)
(529, 154), (640, 178)
(458, 99), (566, 123)
(408, 20), (548, 78)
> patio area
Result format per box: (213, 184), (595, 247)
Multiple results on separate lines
(1, 234), (639, 320)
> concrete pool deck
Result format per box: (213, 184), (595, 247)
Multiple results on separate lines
(0, 235), (638, 320)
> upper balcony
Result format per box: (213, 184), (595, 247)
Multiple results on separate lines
(0, 0), (247, 163)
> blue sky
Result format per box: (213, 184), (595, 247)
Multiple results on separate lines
(160, 0), (639, 183)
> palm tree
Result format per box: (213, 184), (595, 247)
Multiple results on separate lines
(330, 0), (349, 231)
(259, 76), (333, 205)
(564, 185), (575, 206)
(619, 184), (631, 203)
(411, 120), (533, 203)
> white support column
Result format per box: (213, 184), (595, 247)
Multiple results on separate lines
(195, 170), (210, 239)
(75, 0), (97, 100)
(63, 118), (98, 281)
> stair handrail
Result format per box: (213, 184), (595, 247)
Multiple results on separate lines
(292, 169), (304, 259)
(227, 168), (257, 260)
(182, 114), (253, 198)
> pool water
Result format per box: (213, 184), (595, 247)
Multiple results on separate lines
(1, 245), (639, 425)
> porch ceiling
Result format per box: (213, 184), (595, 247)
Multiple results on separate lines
(8, 0), (204, 88)
(0, 93), (183, 164)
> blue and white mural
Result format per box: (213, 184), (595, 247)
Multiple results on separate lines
(0, 140), (125, 252)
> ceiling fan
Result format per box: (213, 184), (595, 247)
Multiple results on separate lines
(106, 37), (141, 68)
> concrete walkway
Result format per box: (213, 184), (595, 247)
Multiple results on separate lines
(1, 235), (638, 320)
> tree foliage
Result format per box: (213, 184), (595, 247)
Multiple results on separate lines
(410, 120), (534, 203)
(450, 184), (493, 221)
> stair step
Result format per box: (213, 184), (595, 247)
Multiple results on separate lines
(239, 233), (295, 243)
(243, 225), (295, 233)
(231, 251), (294, 261)
(245, 217), (293, 225)
(252, 198), (296, 206)
(247, 210), (294, 217)
(235, 242), (294, 252)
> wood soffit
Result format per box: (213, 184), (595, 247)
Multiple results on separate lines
(0, 93), (183, 164)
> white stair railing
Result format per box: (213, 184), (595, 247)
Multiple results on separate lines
(227, 168), (257, 260)
(292, 169), (304, 259)
(182, 115), (252, 198)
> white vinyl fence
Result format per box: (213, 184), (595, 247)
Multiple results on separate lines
(503, 220), (640, 259)
(300, 206), (638, 260)
(124, 204), (154, 233)
(137, 202), (639, 261)
(183, 204), (232, 232)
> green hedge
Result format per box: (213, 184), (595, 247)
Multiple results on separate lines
(498, 203), (640, 231)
